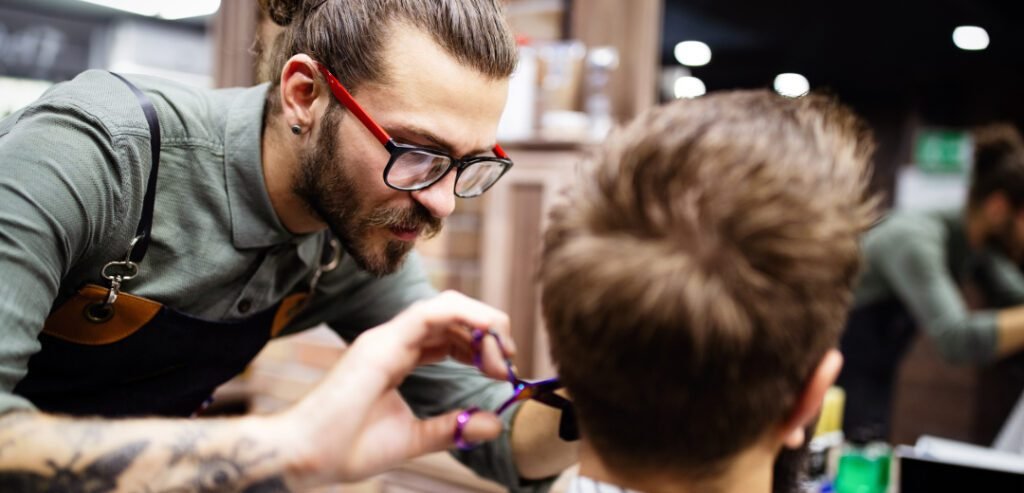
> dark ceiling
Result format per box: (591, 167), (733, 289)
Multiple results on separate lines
(661, 0), (1024, 128)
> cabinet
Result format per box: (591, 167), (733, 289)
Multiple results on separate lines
(479, 146), (584, 378)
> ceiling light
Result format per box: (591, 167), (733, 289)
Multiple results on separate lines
(673, 41), (712, 67)
(953, 25), (989, 51)
(773, 73), (809, 98)
(674, 76), (706, 99)
(76, 0), (221, 20)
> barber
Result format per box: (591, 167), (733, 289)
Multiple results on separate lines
(0, 0), (575, 490)
(839, 125), (1024, 440)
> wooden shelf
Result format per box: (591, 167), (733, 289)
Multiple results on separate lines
(501, 139), (592, 152)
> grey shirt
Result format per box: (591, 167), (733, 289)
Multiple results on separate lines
(854, 209), (1024, 363)
(0, 70), (549, 491)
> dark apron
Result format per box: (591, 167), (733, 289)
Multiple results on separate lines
(836, 298), (918, 441)
(12, 73), (333, 418)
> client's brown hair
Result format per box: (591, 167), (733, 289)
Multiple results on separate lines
(540, 91), (877, 478)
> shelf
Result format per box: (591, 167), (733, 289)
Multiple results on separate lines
(500, 138), (592, 152)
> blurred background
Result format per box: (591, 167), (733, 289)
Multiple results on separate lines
(1, 0), (1022, 491)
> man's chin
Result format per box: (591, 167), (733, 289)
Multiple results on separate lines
(348, 240), (415, 278)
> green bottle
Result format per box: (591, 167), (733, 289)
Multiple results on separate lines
(834, 441), (891, 493)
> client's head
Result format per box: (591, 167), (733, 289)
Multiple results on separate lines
(540, 91), (876, 492)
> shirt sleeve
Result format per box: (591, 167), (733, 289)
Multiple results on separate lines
(974, 250), (1024, 308)
(399, 360), (555, 493)
(0, 102), (127, 413)
(870, 220), (999, 364)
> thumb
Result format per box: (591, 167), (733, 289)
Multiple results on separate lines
(411, 409), (504, 456)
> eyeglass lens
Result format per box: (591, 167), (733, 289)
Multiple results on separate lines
(386, 151), (507, 197)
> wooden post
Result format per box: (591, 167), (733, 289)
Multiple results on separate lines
(212, 0), (260, 88)
(570, 0), (663, 122)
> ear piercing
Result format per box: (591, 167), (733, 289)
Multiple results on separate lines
(290, 124), (302, 135)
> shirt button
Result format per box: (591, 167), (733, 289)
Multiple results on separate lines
(237, 299), (252, 314)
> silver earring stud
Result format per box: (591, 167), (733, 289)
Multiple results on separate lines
(290, 124), (302, 135)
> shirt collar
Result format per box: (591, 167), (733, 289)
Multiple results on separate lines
(223, 83), (295, 249)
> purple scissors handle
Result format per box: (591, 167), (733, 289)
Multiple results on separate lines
(453, 406), (481, 451)
(471, 328), (516, 382)
(453, 328), (570, 450)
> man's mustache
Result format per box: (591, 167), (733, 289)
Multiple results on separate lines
(365, 203), (443, 239)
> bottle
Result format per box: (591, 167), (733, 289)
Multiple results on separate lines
(496, 37), (538, 142)
(584, 46), (618, 141)
(834, 426), (891, 493)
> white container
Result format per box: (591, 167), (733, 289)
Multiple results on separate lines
(496, 45), (538, 142)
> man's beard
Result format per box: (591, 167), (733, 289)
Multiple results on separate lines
(986, 216), (1023, 264)
(293, 110), (443, 277)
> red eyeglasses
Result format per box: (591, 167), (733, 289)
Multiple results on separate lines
(315, 63), (513, 198)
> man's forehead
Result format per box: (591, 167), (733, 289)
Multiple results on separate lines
(359, 28), (509, 157)
(386, 122), (493, 158)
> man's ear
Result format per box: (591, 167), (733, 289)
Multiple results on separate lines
(279, 54), (325, 130)
(779, 349), (843, 449)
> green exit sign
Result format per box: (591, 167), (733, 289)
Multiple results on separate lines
(914, 129), (973, 174)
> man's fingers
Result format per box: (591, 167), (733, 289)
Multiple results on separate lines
(344, 291), (519, 391)
(408, 409), (503, 456)
(476, 333), (511, 381)
(456, 409), (503, 444)
(410, 291), (517, 355)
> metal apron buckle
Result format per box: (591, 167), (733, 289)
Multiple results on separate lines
(84, 236), (144, 323)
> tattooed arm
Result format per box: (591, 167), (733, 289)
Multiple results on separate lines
(0, 413), (296, 493)
(0, 291), (514, 493)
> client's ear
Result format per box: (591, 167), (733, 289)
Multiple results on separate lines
(780, 349), (843, 449)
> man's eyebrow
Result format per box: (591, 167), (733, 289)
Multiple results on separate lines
(388, 124), (492, 157)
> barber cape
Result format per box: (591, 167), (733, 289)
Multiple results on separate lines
(569, 475), (642, 493)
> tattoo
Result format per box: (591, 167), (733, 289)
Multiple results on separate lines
(0, 440), (148, 493)
(69, 423), (106, 453)
(0, 413), (35, 458)
(152, 435), (288, 493)
(168, 428), (208, 467)
(240, 477), (290, 493)
(0, 412), (34, 433)
(0, 416), (290, 492)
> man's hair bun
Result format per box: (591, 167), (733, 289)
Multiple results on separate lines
(973, 123), (1024, 176)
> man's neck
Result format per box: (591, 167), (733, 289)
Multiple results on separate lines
(577, 440), (776, 493)
(965, 209), (987, 250)
(261, 117), (326, 235)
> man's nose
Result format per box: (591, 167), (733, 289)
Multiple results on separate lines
(411, 171), (457, 219)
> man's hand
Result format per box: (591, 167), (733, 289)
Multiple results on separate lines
(275, 290), (517, 486)
(0, 291), (522, 492)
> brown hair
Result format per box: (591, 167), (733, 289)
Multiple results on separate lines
(967, 123), (1024, 209)
(258, 0), (517, 113)
(540, 91), (877, 478)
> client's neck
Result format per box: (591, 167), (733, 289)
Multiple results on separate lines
(577, 440), (776, 493)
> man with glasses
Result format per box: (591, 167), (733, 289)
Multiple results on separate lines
(0, 0), (575, 491)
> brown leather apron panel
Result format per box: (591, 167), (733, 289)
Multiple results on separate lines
(43, 284), (162, 345)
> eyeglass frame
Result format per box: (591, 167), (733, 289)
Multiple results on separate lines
(314, 62), (514, 198)
(453, 328), (577, 450)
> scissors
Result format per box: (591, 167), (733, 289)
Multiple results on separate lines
(453, 328), (578, 450)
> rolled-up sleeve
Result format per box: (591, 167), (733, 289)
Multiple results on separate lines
(976, 251), (1024, 308)
(400, 360), (553, 492)
(0, 102), (128, 413)
(873, 224), (998, 364)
